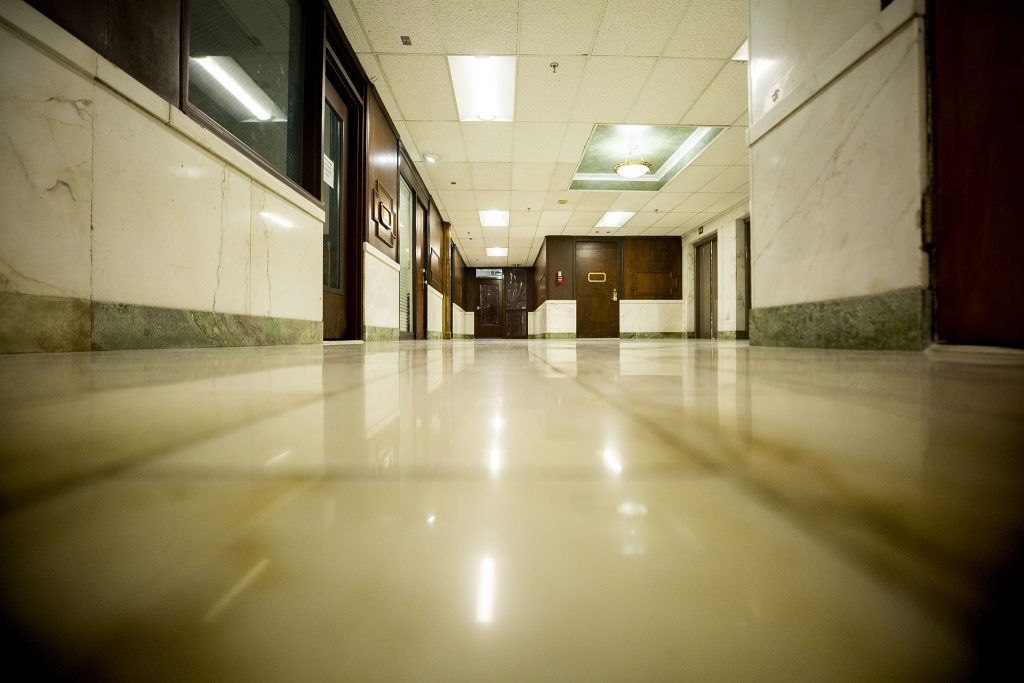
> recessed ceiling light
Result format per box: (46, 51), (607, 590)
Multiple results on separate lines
(448, 56), (516, 122)
(479, 210), (509, 227)
(486, 247), (508, 257)
(423, 153), (439, 163)
(731, 40), (748, 62)
(596, 211), (635, 228)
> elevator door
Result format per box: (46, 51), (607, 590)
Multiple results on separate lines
(575, 241), (620, 338)
(322, 81), (351, 339)
(695, 237), (716, 339)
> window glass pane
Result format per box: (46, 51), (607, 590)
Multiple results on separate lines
(323, 102), (342, 290)
(188, 0), (304, 184)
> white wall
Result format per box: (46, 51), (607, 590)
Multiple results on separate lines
(534, 300), (576, 338)
(0, 3), (324, 323)
(619, 301), (684, 336)
(363, 243), (399, 332)
(749, 0), (927, 309)
(426, 285), (443, 337)
(453, 303), (466, 337)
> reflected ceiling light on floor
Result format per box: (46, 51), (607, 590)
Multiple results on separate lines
(602, 449), (624, 475)
(423, 153), (439, 163)
(192, 56), (285, 122)
(479, 210), (509, 227)
(731, 40), (749, 62)
(596, 211), (635, 228)
(476, 556), (496, 623)
(617, 502), (648, 517)
(448, 56), (516, 122)
(486, 247), (508, 257)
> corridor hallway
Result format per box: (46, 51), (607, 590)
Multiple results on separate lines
(1, 339), (1023, 679)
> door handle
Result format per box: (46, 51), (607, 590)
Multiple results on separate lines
(611, 288), (618, 302)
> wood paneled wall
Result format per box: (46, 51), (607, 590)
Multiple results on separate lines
(532, 241), (548, 307)
(544, 236), (574, 302)
(428, 201), (444, 290)
(452, 248), (467, 309)
(623, 237), (682, 299)
(366, 91), (399, 261)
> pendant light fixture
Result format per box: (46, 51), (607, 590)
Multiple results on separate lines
(613, 143), (652, 178)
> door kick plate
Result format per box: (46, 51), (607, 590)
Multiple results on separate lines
(587, 272), (607, 283)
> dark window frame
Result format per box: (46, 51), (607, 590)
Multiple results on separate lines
(179, 0), (323, 205)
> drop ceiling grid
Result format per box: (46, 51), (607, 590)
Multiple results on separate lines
(335, 0), (752, 266)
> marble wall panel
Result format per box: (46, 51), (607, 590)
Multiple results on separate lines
(363, 243), (400, 331)
(427, 285), (443, 335)
(545, 300), (576, 335)
(750, 20), (926, 309)
(619, 301), (684, 334)
(0, 23), (93, 299)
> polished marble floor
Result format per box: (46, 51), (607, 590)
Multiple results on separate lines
(1, 340), (1023, 680)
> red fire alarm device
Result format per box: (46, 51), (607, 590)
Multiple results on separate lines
(556, 270), (563, 285)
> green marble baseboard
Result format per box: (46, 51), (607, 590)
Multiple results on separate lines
(715, 331), (749, 341)
(93, 302), (322, 350)
(454, 334), (474, 339)
(750, 287), (928, 351)
(427, 331), (443, 340)
(0, 291), (91, 353)
(620, 332), (685, 339)
(363, 325), (400, 342)
(534, 332), (576, 339)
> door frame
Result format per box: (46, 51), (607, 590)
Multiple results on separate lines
(474, 272), (505, 338)
(399, 147), (431, 340)
(694, 234), (717, 340)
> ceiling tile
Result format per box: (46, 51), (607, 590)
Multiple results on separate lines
(591, 0), (688, 57)
(509, 191), (547, 211)
(662, 0), (748, 59)
(624, 212), (660, 228)
(509, 225), (538, 238)
(616, 226), (649, 235)
(559, 122), (595, 163)
(513, 122), (566, 162)
(426, 162), (472, 189)
(462, 122), (514, 162)
(378, 54), (458, 120)
(352, 0), (446, 53)
(653, 211), (698, 228)
(329, 1), (372, 53)
(433, 0), (518, 55)
(406, 122), (466, 163)
(681, 62), (748, 126)
(567, 211), (604, 227)
(543, 190), (580, 211)
(705, 192), (748, 214)
(518, 0), (605, 54)
(358, 54), (405, 120)
(642, 226), (679, 235)
(641, 193), (689, 213)
(675, 192), (728, 213)
(562, 226), (593, 235)
(508, 238), (534, 249)
(609, 191), (657, 211)
(660, 165), (722, 192)
(475, 190), (511, 210)
(692, 127), (748, 165)
(447, 210), (481, 226)
(471, 163), (512, 190)
(413, 161), (437, 191)
(537, 225), (565, 236)
(733, 110), (750, 126)
(547, 162), (576, 191)
(511, 162), (555, 191)
(698, 165), (749, 193)
(394, 121), (420, 160)
(627, 58), (722, 124)
(438, 190), (477, 211)
(576, 191), (618, 212)
(539, 211), (572, 227)
(515, 56), (587, 121)
(510, 210), (540, 227)
(571, 57), (656, 122)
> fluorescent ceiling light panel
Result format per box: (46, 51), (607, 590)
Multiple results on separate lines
(448, 56), (516, 122)
(479, 210), (509, 227)
(486, 247), (508, 257)
(192, 56), (286, 122)
(596, 211), (635, 228)
(731, 40), (749, 62)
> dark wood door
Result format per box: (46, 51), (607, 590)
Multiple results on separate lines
(475, 278), (504, 338)
(933, 0), (1024, 347)
(695, 237), (716, 339)
(575, 241), (620, 338)
(414, 200), (428, 339)
(322, 80), (352, 340)
(504, 269), (529, 338)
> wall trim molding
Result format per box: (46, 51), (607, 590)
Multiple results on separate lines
(363, 241), (400, 272)
(750, 287), (928, 350)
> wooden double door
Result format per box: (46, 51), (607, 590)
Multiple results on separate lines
(474, 269), (531, 338)
(575, 241), (620, 338)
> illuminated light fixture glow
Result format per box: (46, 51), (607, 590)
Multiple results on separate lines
(260, 211), (294, 228)
(596, 211), (635, 228)
(486, 247), (507, 257)
(613, 157), (653, 179)
(193, 56), (285, 122)
(423, 153), (439, 163)
(448, 56), (516, 122)
(476, 556), (496, 623)
(479, 210), (509, 227)
(731, 40), (749, 62)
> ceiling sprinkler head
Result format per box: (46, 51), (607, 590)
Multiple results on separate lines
(549, 61), (559, 74)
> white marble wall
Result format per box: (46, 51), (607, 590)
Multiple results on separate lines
(426, 285), (443, 336)
(453, 303), (466, 337)
(681, 201), (750, 335)
(0, 2), (325, 322)
(363, 243), (399, 331)
(619, 301), (684, 335)
(750, 4), (927, 308)
(464, 311), (474, 337)
(527, 311), (536, 337)
(536, 300), (576, 337)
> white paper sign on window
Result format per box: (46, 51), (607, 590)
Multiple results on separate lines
(323, 155), (336, 188)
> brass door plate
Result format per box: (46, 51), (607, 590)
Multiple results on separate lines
(587, 272), (606, 283)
